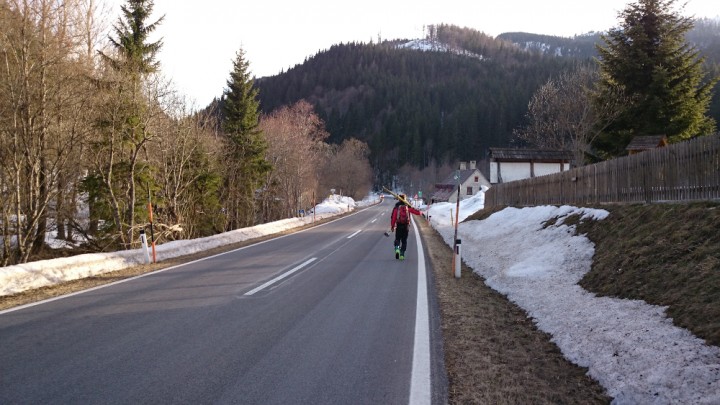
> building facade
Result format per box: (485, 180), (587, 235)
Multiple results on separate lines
(488, 148), (573, 184)
(431, 161), (491, 203)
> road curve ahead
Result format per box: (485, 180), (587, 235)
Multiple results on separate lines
(0, 200), (444, 404)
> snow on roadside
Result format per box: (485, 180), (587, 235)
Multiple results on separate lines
(0, 194), (372, 297)
(427, 193), (720, 404)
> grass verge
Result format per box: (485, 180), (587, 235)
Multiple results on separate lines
(577, 202), (720, 346)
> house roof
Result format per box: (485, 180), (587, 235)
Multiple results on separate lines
(436, 169), (480, 187)
(488, 148), (574, 161)
(430, 187), (456, 202)
(625, 135), (668, 151)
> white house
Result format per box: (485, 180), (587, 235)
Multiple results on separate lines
(431, 161), (491, 203)
(488, 148), (573, 184)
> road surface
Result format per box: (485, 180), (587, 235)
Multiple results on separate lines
(0, 200), (446, 404)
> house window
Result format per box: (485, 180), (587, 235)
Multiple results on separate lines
(467, 187), (473, 195)
(474, 176), (479, 183)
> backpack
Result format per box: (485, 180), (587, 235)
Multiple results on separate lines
(396, 205), (410, 225)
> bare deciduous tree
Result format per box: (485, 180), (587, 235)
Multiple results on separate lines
(321, 138), (373, 200)
(0, 0), (97, 263)
(150, 87), (224, 239)
(260, 100), (329, 220)
(513, 65), (625, 165)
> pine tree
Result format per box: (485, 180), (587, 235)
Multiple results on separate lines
(91, 0), (164, 247)
(221, 49), (271, 229)
(101, 0), (163, 77)
(594, 0), (717, 157)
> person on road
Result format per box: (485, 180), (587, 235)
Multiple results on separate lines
(390, 194), (421, 260)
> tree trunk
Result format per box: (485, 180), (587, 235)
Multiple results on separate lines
(127, 160), (137, 247)
(56, 179), (66, 241)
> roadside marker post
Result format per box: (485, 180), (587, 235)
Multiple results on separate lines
(139, 229), (151, 264)
(451, 184), (460, 277)
(454, 239), (462, 278)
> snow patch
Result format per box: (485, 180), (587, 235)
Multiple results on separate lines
(397, 39), (485, 60)
(0, 193), (376, 296)
(427, 192), (720, 404)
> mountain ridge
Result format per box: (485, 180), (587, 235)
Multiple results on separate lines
(249, 23), (720, 184)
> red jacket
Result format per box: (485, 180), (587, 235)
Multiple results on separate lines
(391, 203), (421, 228)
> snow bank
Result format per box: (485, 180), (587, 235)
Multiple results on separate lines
(427, 192), (720, 404)
(0, 194), (371, 297)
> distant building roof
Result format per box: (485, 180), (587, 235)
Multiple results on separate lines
(430, 187), (456, 202)
(626, 135), (668, 152)
(489, 148), (574, 162)
(436, 169), (480, 187)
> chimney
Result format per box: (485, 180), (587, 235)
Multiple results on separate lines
(459, 161), (467, 170)
(470, 160), (476, 170)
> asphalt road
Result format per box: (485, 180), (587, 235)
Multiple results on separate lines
(0, 200), (446, 404)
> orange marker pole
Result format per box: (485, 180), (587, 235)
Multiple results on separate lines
(148, 186), (156, 263)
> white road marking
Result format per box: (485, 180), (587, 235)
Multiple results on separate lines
(347, 230), (361, 239)
(409, 219), (431, 405)
(244, 258), (317, 296)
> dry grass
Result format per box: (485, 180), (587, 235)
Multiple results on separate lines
(577, 202), (720, 346)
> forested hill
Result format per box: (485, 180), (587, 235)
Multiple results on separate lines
(253, 23), (720, 180)
(254, 25), (580, 178)
(496, 18), (720, 119)
(497, 32), (602, 59)
(498, 18), (720, 64)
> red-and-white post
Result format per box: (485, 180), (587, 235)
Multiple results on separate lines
(148, 186), (156, 263)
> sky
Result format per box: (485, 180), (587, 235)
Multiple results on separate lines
(103, 0), (719, 108)
(2, 191), (720, 402)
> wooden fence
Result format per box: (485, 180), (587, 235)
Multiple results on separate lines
(485, 133), (720, 207)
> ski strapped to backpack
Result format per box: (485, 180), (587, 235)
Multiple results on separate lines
(382, 186), (412, 206)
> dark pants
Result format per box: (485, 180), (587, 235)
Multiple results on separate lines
(394, 223), (409, 254)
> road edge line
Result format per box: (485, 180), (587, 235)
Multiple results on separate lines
(409, 218), (431, 404)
